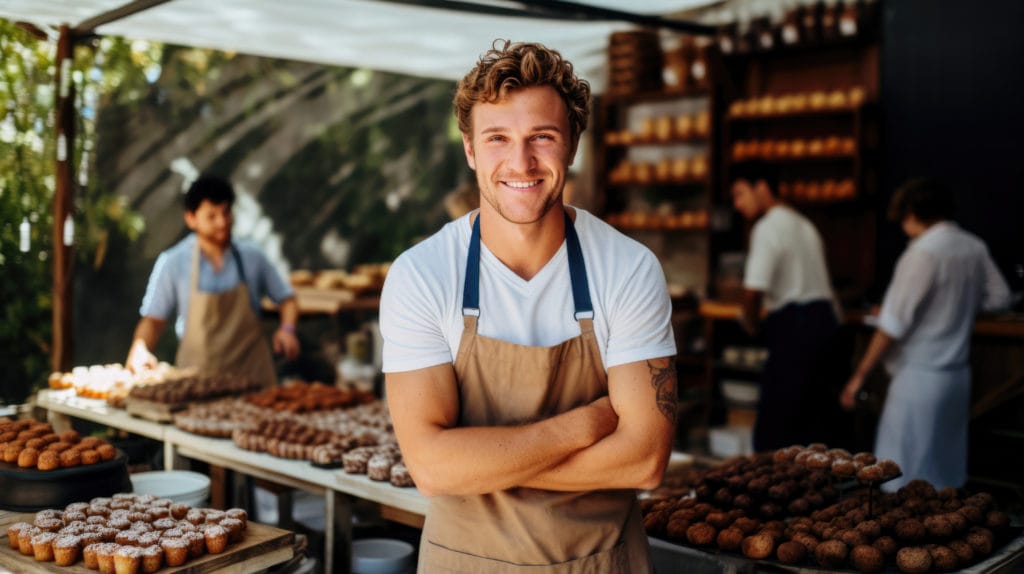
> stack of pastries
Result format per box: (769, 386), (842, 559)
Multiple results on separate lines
(0, 420), (116, 471)
(6, 492), (249, 572)
(641, 445), (1012, 572)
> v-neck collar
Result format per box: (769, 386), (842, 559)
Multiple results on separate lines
(478, 238), (568, 293)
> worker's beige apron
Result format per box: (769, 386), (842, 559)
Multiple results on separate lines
(175, 243), (277, 387)
(418, 212), (651, 573)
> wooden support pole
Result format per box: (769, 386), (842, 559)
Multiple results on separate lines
(52, 24), (76, 373)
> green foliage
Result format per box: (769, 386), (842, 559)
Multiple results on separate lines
(0, 21), (146, 403)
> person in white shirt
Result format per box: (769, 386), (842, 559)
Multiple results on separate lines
(380, 41), (676, 572)
(732, 170), (843, 451)
(841, 178), (1011, 491)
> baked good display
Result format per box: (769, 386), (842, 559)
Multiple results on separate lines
(0, 421), (131, 509)
(173, 391), (415, 489)
(728, 86), (869, 118)
(730, 136), (855, 162)
(9, 492), (250, 569)
(47, 362), (178, 405)
(244, 380), (376, 413)
(128, 371), (263, 405)
(640, 446), (1014, 571)
(0, 419), (119, 472)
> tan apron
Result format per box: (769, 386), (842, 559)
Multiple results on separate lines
(175, 243), (277, 387)
(418, 211), (651, 573)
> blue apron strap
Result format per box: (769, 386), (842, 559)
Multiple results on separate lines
(564, 211), (593, 321)
(462, 215), (481, 317)
(463, 210), (592, 322)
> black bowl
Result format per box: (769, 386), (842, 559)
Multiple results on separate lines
(0, 449), (131, 511)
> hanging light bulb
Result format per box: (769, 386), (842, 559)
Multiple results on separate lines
(19, 217), (30, 252)
(63, 214), (75, 247)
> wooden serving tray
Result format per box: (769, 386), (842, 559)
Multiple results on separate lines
(0, 514), (294, 573)
(125, 397), (191, 423)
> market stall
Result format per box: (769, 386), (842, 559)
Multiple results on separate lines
(2, 1), (1023, 573)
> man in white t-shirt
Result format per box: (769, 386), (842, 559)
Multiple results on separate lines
(380, 40), (676, 572)
(732, 172), (842, 451)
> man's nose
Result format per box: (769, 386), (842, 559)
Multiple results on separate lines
(507, 141), (536, 173)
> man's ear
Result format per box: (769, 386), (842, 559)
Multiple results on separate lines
(462, 133), (476, 171)
(184, 211), (197, 231)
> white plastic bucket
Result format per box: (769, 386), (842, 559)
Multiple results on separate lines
(130, 470), (210, 507)
(351, 538), (414, 574)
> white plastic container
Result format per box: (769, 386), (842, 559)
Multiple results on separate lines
(351, 538), (415, 574)
(130, 470), (210, 507)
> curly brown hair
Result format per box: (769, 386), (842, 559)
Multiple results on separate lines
(454, 39), (591, 145)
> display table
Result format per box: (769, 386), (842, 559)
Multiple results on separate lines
(32, 389), (428, 574)
(0, 510), (294, 574)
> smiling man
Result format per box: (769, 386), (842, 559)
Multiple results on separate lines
(380, 40), (677, 572)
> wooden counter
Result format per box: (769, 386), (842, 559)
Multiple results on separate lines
(700, 300), (1024, 338)
(262, 288), (379, 316)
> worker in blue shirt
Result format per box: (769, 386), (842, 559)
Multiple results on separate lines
(126, 175), (299, 386)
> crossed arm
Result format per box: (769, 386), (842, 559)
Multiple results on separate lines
(385, 356), (676, 497)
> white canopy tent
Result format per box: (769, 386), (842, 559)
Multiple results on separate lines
(0, 0), (719, 93)
(0, 0), (718, 371)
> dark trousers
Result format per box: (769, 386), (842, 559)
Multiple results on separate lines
(753, 300), (842, 452)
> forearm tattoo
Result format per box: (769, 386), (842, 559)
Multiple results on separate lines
(647, 358), (678, 423)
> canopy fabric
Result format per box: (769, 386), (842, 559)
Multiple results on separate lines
(0, 0), (717, 92)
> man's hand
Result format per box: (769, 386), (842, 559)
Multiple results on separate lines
(840, 373), (864, 411)
(273, 327), (300, 360)
(126, 339), (159, 374)
(740, 289), (765, 336)
(127, 316), (166, 374)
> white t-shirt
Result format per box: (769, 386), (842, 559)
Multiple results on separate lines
(380, 208), (676, 373)
(879, 222), (1011, 372)
(743, 205), (835, 313)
